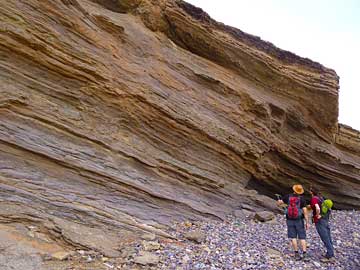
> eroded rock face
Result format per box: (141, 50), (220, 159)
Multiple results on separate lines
(336, 124), (360, 153)
(0, 0), (359, 255)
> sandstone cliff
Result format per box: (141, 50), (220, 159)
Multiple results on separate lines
(0, 0), (359, 255)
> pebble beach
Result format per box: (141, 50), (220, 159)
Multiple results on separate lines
(149, 210), (360, 270)
(42, 210), (360, 270)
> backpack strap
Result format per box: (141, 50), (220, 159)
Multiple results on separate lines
(314, 196), (323, 205)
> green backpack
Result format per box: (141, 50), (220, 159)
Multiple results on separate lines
(321, 199), (333, 216)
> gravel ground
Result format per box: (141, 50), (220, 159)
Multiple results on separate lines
(2, 211), (358, 269)
(152, 210), (360, 270)
(26, 210), (358, 269)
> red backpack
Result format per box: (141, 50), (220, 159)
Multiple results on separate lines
(286, 196), (303, 219)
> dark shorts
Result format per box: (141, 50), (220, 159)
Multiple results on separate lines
(286, 219), (306, 239)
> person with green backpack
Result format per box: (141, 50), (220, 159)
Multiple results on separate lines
(309, 187), (335, 262)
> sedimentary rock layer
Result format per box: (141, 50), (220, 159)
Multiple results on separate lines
(336, 124), (360, 153)
(0, 0), (359, 255)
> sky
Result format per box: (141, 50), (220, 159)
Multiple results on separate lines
(186, 0), (360, 131)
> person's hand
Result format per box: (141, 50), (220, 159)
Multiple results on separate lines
(276, 200), (284, 206)
(305, 222), (310, 230)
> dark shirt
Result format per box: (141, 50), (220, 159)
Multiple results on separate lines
(282, 194), (306, 208)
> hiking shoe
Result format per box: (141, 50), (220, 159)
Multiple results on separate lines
(320, 256), (335, 263)
(302, 252), (310, 262)
(294, 252), (301, 261)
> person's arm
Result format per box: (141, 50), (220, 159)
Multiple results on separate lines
(315, 203), (321, 219)
(303, 206), (310, 229)
(276, 199), (284, 206)
(277, 195), (287, 206)
(301, 197), (310, 229)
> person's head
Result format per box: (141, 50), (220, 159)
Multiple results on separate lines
(292, 184), (304, 195)
(310, 187), (320, 196)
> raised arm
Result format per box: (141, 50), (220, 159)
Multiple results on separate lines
(276, 199), (284, 206)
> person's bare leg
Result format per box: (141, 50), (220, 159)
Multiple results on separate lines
(300, 239), (307, 252)
(291, 239), (301, 260)
(291, 239), (298, 251)
(300, 239), (310, 261)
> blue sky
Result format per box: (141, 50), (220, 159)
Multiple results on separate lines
(187, 0), (360, 131)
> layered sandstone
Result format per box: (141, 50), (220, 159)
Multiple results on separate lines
(0, 0), (359, 255)
(336, 124), (360, 153)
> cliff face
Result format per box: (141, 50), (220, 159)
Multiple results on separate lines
(336, 124), (360, 153)
(0, 0), (359, 255)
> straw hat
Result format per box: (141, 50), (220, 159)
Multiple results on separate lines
(292, 184), (304, 195)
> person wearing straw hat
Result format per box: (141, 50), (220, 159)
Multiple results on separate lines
(277, 184), (310, 261)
